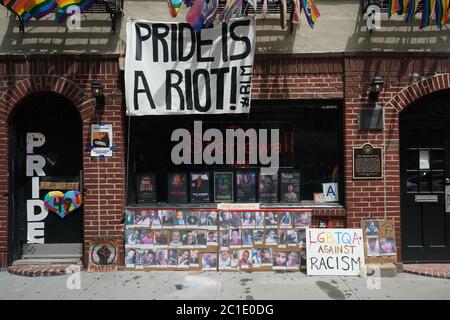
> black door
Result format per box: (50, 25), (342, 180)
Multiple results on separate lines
(9, 93), (83, 263)
(400, 90), (450, 262)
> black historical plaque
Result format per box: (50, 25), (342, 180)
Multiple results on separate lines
(353, 144), (383, 179)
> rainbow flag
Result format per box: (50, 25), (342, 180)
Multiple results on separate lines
(405, 0), (419, 23)
(301, 0), (320, 28)
(10, 0), (33, 21)
(55, 0), (96, 23)
(25, 0), (56, 20)
(166, 0), (182, 18)
(420, 0), (436, 28)
(443, 0), (449, 24)
(435, 0), (445, 28)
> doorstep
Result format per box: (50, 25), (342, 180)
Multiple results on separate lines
(8, 259), (83, 277)
(403, 264), (450, 280)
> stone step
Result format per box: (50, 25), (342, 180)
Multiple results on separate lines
(12, 258), (83, 266)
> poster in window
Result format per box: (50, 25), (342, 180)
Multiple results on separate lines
(259, 173), (278, 203)
(167, 173), (188, 203)
(136, 174), (156, 204)
(190, 172), (211, 203)
(280, 172), (300, 203)
(214, 172), (234, 202)
(236, 170), (257, 202)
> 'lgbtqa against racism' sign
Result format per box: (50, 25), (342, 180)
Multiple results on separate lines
(306, 228), (365, 276)
(125, 18), (256, 116)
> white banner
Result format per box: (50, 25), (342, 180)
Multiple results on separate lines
(125, 18), (256, 116)
(306, 228), (365, 276)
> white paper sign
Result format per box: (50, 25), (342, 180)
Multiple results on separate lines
(306, 228), (365, 276)
(322, 183), (338, 202)
(125, 18), (256, 115)
(91, 124), (113, 157)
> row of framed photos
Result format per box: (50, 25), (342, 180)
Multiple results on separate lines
(134, 171), (301, 204)
(125, 248), (307, 271)
(125, 209), (312, 229)
(125, 228), (308, 249)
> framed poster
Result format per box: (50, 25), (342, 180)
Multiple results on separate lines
(214, 172), (234, 203)
(259, 173), (278, 203)
(235, 170), (257, 202)
(136, 174), (156, 204)
(280, 172), (300, 203)
(167, 173), (188, 203)
(190, 172), (211, 203)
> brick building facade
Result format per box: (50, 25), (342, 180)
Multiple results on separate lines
(1, 52), (449, 268)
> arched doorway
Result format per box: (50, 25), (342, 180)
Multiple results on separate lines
(400, 89), (450, 263)
(8, 93), (83, 264)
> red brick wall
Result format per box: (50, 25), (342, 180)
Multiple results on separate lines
(253, 54), (450, 265)
(0, 55), (126, 268)
(0, 53), (449, 268)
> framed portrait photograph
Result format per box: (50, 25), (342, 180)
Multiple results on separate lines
(241, 211), (256, 229)
(125, 248), (137, 268)
(189, 250), (200, 267)
(186, 211), (199, 227)
(182, 230), (197, 248)
(261, 248), (273, 267)
(201, 253), (218, 271)
(241, 229), (253, 247)
(294, 211), (311, 229)
(149, 210), (162, 229)
(286, 251), (300, 270)
(279, 212), (293, 229)
(379, 237), (397, 256)
(277, 230), (288, 248)
(252, 230), (264, 245)
(155, 249), (168, 268)
(265, 229), (278, 246)
(167, 173), (188, 203)
(214, 172), (234, 202)
(154, 230), (169, 247)
(219, 211), (231, 229)
(219, 250), (232, 270)
(219, 231), (229, 249)
(173, 209), (187, 229)
(190, 172), (211, 203)
(264, 212), (278, 228)
(259, 173), (278, 203)
(136, 173), (156, 204)
(280, 172), (300, 203)
(365, 220), (380, 237)
(366, 237), (380, 257)
(251, 248), (262, 267)
(272, 251), (287, 270)
(161, 210), (174, 229)
(229, 229), (241, 248)
(236, 170), (257, 202)
(205, 211), (219, 229)
(239, 249), (252, 269)
(195, 230), (208, 248)
(177, 250), (190, 268)
(287, 230), (298, 247)
(124, 210), (135, 227)
(143, 249), (156, 268)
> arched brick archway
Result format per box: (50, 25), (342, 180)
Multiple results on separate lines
(0, 75), (96, 266)
(385, 73), (450, 112)
(388, 73), (450, 263)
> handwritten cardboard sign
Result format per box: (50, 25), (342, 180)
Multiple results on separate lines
(306, 228), (365, 275)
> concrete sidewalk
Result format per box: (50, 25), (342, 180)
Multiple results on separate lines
(1, 270), (450, 300)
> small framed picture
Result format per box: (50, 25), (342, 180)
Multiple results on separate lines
(241, 212), (256, 229)
(365, 220), (380, 237)
(294, 211), (311, 229)
(279, 212), (293, 229)
(239, 249), (252, 269)
(255, 212), (264, 228)
(265, 212), (278, 228)
(379, 237), (397, 256)
(173, 209), (187, 229)
(189, 250), (200, 267)
(272, 251), (287, 270)
(236, 170), (257, 202)
(218, 250), (232, 270)
(229, 229), (241, 248)
(286, 251), (300, 270)
(280, 172), (300, 203)
(214, 172), (234, 202)
(136, 174), (156, 204)
(190, 172), (211, 203)
(366, 237), (380, 257)
(202, 253), (218, 271)
(155, 250), (168, 268)
(259, 173), (278, 203)
(261, 248), (273, 267)
(167, 173), (188, 203)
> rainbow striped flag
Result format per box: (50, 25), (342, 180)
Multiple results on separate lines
(55, 0), (96, 23)
(25, 0), (56, 20)
(301, 0), (320, 28)
(10, 0), (33, 20)
(420, 0), (436, 28)
(443, 0), (449, 24)
(405, 0), (419, 23)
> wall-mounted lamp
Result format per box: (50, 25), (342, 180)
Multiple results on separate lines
(369, 75), (384, 101)
(91, 80), (105, 110)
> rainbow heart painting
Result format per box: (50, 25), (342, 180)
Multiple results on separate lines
(44, 190), (83, 218)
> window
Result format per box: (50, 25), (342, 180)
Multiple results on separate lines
(127, 100), (343, 205)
